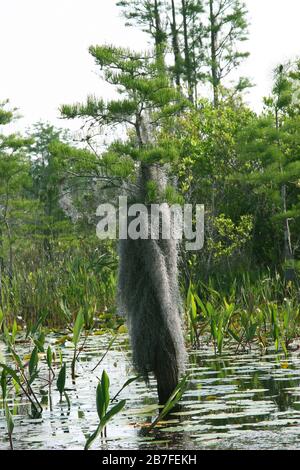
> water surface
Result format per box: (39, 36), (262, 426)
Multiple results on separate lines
(1, 333), (300, 450)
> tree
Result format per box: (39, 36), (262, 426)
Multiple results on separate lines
(28, 122), (71, 262)
(116, 0), (167, 70)
(0, 101), (33, 292)
(169, 0), (183, 89)
(180, 0), (206, 103)
(206, 0), (249, 106)
(60, 45), (187, 404)
(117, 0), (249, 107)
(117, 0), (206, 103)
(165, 96), (254, 281)
(238, 61), (300, 282)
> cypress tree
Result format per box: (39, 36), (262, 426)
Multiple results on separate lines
(61, 45), (188, 404)
(116, 0), (167, 70)
(206, 0), (249, 106)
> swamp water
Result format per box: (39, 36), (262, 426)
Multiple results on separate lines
(1, 333), (300, 450)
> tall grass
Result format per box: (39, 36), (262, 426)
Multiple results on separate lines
(185, 272), (300, 354)
(0, 246), (117, 328)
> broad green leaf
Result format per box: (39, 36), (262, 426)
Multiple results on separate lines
(194, 294), (207, 316)
(12, 378), (20, 395)
(145, 374), (189, 435)
(210, 319), (217, 340)
(190, 294), (197, 322)
(96, 382), (104, 419)
(84, 425), (100, 451)
(1, 369), (7, 400)
(99, 399), (126, 432)
(10, 348), (23, 369)
(46, 346), (52, 369)
(29, 347), (39, 377)
(0, 364), (21, 385)
(85, 399), (126, 450)
(35, 332), (45, 352)
(28, 370), (39, 386)
(247, 323), (258, 341)
(57, 363), (66, 396)
(101, 370), (110, 412)
(206, 302), (215, 318)
(96, 370), (110, 419)
(73, 309), (84, 346)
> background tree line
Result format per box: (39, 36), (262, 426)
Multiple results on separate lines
(1, 0), (300, 327)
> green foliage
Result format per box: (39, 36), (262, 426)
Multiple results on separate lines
(0, 335), (43, 416)
(28, 346), (39, 379)
(237, 62), (300, 276)
(56, 363), (66, 401)
(186, 274), (300, 355)
(5, 403), (14, 449)
(61, 45), (186, 129)
(206, 0), (250, 104)
(1, 369), (7, 401)
(84, 370), (126, 450)
(0, 244), (118, 326)
(144, 374), (189, 434)
(73, 309), (84, 346)
(207, 214), (253, 259)
(116, 0), (249, 104)
(1, 5), (300, 439)
(96, 370), (110, 419)
(84, 399), (126, 450)
(111, 375), (141, 402)
(71, 308), (86, 380)
(46, 345), (53, 369)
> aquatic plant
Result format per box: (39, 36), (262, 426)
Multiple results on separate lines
(71, 309), (84, 380)
(144, 374), (189, 435)
(0, 248), (117, 328)
(56, 363), (70, 407)
(84, 370), (126, 450)
(185, 274), (300, 355)
(5, 403), (14, 450)
(0, 324), (43, 417)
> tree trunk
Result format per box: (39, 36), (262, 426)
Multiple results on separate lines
(209, 0), (219, 107)
(154, 0), (166, 72)
(181, 0), (194, 103)
(275, 94), (296, 284)
(118, 114), (186, 405)
(154, 327), (180, 405)
(281, 184), (296, 282)
(170, 0), (182, 89)
(191, 11), (199, 105)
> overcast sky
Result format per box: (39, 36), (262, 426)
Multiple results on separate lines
(1, 0), (299, 133)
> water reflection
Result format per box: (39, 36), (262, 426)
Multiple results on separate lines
(1, 334), (300, 449)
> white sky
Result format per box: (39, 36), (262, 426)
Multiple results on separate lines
(0, 0), (299, 133)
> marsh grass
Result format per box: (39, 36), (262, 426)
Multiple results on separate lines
(0, 250), (117, 328)
(185, 273), (300, 354)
